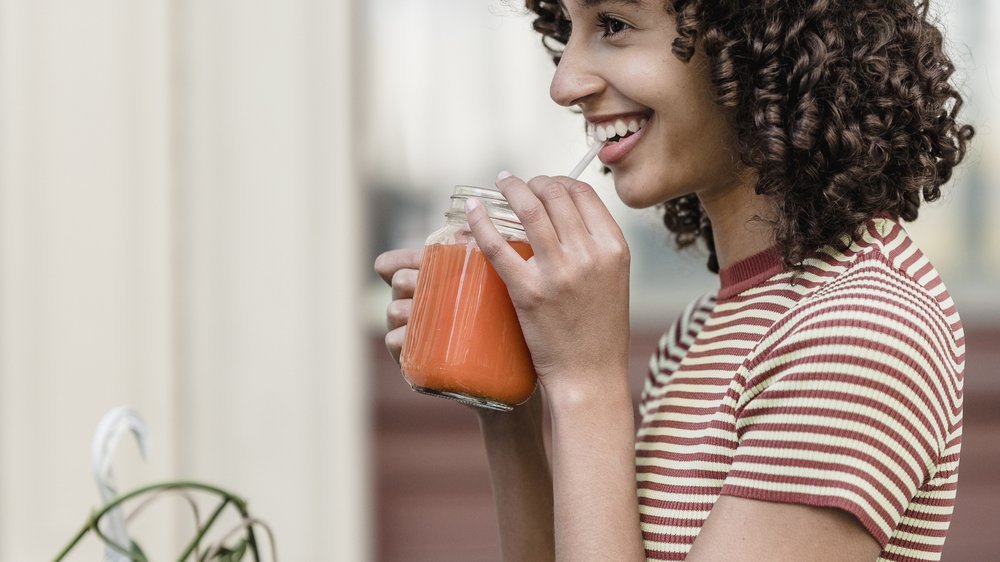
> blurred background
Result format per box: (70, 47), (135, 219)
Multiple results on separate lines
(363, 1), (1000, 561)
(0, 0), (994, 561)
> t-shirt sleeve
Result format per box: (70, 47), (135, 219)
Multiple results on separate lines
(718, 287), (958, 546)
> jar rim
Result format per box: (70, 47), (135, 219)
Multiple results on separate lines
(451, 185), (508, 203)
(447, 185), (522, 232)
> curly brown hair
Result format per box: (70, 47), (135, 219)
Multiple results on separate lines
(526, 0), (975, 272)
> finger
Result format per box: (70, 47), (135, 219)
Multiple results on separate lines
(386, 298), (412, 331)
(551, 176), (625, 242)
(385, 325), (406, 365)
(465, 196), (528, 283)
(374, 248), (424, 285)
(495, 172), (559, 259)
(391, 269), (419, 300)
(526, 175), (590, 242)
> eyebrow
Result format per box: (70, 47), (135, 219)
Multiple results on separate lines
(579, 0), (643, 7)
(559, 0), (643, 11)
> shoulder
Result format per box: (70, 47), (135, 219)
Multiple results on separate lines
(750, 244), (964, 395)
(740, 224), (964, 446)
(809, 217), (959, 322)
(765, 217), (963, 359)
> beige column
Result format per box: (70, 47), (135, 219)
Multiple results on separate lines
(0, 0), (367, 559)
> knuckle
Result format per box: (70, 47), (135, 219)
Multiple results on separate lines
(538, 181), (567, 201)
(518, 202), (546, 225)
(375, 248), (422, 283)
(374, 252), (392, 278)
(599, 237), (630, 262)
(526, 175), (551, 187)
(391, 269), (416, 292)
(385, 327), (405, 362)
(527, 176), (558, 193)
(550, 271), (574, 293)
(480, 240), (505, 261)
(565, 179), (593, 196)
(520, 286), (546, 310)
(611, 240), (631, 263)
(386, 299), (411, 327)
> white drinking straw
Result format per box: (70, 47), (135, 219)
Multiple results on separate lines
(568, 141), (605, 179)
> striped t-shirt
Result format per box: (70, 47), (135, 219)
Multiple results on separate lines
(636, 217), (964, 561)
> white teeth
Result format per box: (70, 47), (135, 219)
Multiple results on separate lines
(590, 117), (648, 142)
(615, 119), (628, 137)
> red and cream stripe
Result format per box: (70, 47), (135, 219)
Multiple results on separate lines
(636, 218), (964, 561)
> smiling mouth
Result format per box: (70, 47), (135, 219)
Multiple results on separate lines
(588, 117), (648, 143)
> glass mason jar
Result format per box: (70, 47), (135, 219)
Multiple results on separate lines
(400, 185), (536, 411)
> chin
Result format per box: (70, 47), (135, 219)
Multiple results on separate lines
(612, 177), (663, 210)
(612, 165), (697, 210)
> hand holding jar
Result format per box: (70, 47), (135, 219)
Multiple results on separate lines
(464, 172), (631, 402)
(399, 185), (537, 411)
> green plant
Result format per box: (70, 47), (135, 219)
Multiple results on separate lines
(53, 481), (276, 562)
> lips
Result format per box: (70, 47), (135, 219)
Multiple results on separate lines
(587, 114), (650, 165)
(598, 124), (646, 165)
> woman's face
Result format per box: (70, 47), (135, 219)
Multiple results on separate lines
(551, 0), (746, 209)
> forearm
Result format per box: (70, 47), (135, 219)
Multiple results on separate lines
(548, 377), (644, 562)
(478, 394), (555, 562)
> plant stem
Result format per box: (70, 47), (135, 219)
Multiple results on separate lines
(51, 481), (255, 562)
(179, 496), (229, 561)
(51, 513), (94, 562)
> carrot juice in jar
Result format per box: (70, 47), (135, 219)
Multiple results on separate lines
(400, 185), (536, 411)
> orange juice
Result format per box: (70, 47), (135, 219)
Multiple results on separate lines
(401, 241), (536, 410)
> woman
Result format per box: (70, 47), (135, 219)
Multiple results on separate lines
(375, 0), (973, 560)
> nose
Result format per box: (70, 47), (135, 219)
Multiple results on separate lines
(549, 40), (605, 107)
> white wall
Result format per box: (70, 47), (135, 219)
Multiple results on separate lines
(0, 0), (368, 560)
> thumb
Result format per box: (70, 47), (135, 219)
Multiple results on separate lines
(465, 197), (524, 283)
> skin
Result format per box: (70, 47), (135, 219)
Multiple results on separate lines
(375, 0), (882, 560)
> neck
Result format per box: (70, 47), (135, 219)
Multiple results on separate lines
(698, 176), (777, 270)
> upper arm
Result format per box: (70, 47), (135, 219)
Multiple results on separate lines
(688, 279), (959, 558)
(686, 495), (880, 562)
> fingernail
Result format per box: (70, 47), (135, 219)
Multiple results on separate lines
(465, 197), (480, 214)
(496, 170), (512, 181)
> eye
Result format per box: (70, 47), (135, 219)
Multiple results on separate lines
(597, 13), (632, 38)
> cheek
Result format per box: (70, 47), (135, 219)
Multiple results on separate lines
(618, 53), (676, 98)
(669, 91), (741, 180)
